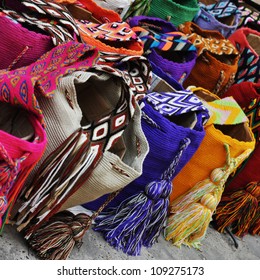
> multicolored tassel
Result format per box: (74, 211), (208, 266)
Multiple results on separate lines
(94, 138), (191, 256)
(27, 211), (92, 260)
(165, 144), (253, 248)
(214, 181), (260, 237)
(24, 191), (120, 260)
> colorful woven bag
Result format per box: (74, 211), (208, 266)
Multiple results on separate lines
(214, 81), (260, 237)
(85, 86), (209, 256)
(14, 65), (137, 227)
(128, 16), (198, 84)
(238, 0), (260, 29)
(228, 27), (260, 84)
(57, 84), (149, 211)
(180, 22), (240, 96)
(11, 59), (151, 259)
(166, 88), (255, 248)
(0, 41), (95, 232)
(194, 0), (241, 38)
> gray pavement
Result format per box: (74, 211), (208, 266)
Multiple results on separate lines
(0, 223), (259, 260)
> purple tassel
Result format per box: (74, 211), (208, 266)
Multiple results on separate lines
(143, 180), (171, 247)
(94, 180), (170, 256)
(94, 138), (191, 255)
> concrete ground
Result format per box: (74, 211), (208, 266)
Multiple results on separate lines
(0, 221), (259, 260)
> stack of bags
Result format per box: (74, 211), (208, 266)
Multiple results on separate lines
(0, 0), (259, 259)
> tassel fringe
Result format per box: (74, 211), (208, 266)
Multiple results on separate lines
(165, 180), (221, 248)
(94, 181), (171, 256)
(165, 145), (253, 248)
(94, 138), (191, 255)
(214, 181), (260, 237)
(27, 211), (91, 260)
(25, 191), (120, 260)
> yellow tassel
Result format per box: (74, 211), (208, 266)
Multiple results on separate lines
(165, 180), (222, 248)
(165, 144), (252, 248)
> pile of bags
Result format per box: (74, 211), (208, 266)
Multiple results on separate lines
(0, 0), (259, 259)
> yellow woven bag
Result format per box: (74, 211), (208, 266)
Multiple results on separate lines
(166, 87), (255, 248)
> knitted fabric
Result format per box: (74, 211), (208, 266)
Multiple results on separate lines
(0, 41), (99, 123)
(84, 88), (209, 211)
(128, 16), (197, 84)
(0, 72), (48, 229)
(148, 0), (199, 27)
(222, 81), (260, 192)
(180, 22), (239, 96)
(228, 27), (260, 84)
(170, 91), (255, 202)
(0, 41), (98, 227)
(193, 0), (241, 38)
(166, 90), (255, 248)
(59, 102), (149, 211)
(0, 12), (53, 70)
(77, 20), (144, 56)
(0, 0), (81, 45)
(13, 66), (138, 233)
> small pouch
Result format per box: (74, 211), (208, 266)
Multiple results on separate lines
(128, 15), (197, 84)
(148, 0), (199, 27)
(180, 21), (240, 96)
(194, 0), (241, 38)
(166, 88), (255, 248)
(228, 27), (260, 84)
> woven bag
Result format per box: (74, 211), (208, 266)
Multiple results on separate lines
(166, 87), (255, 248)
(180, 22), (240, 96)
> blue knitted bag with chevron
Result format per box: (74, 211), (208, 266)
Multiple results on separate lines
(85, 89), (209, 255)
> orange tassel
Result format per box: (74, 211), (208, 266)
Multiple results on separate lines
(214, 181), (260, 237)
